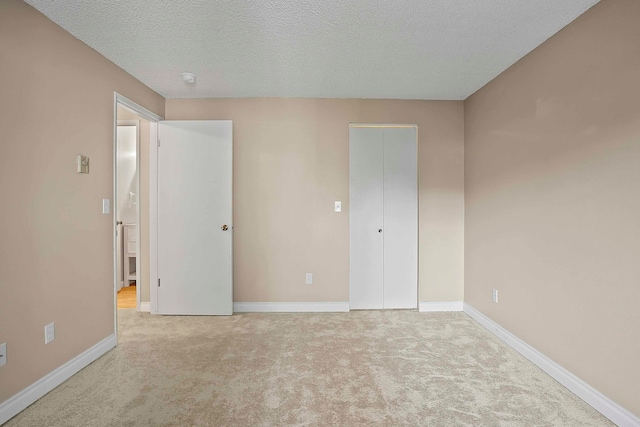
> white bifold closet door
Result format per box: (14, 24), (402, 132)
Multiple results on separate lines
(349, 126), (417, 309)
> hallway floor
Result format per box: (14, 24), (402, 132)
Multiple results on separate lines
(117, 284), (136, 309)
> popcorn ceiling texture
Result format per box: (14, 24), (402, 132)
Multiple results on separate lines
(24, 0), (599, 99)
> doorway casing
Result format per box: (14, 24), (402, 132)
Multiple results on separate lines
(113, 93), (162, 341)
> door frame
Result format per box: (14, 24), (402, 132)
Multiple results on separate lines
(113, 93), (162, 340)
(348, 123), (419, 309)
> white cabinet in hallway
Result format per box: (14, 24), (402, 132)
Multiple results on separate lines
(349, 125), (418, 309)
(123, 223), (137, 284)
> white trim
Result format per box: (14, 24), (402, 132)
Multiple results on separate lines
(112, 95), (119, 343)
(349, 123), (418, 128)
(115, 93), (162, 122)
(149, 122), (158, 314)
(0, 334), (116, 425)
(419, 301), (463, 312)
(133, 121), (142, 313)
(233, 302), (350, 313)
(139, 302), (151, 312)
(463, 304), (640, 427)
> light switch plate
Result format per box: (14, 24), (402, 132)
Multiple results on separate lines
(77, 154), (89, 173)
(334, 201), (342, 212)
(102, 199), (110, 214)
(0, 342), (6, 367)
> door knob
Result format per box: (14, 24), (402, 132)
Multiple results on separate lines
(378, 229), (382, 233)
(221, 225), (229, 231)
(116, 221), (123, 226)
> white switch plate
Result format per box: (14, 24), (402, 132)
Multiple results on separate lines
(305, 273), (313, 285)
(45, 322), (55, 344)
(0, 342), (6, 367)
(492, 288), (499, 303)
(334, 201), (342, 212)
(102, 199), (110, 214)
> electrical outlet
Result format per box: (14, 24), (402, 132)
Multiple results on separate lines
(305, 273), (313, 285)
(0, 342), (6, 367)
(45, 322), (55, 344)
(492, 289), (499, 303)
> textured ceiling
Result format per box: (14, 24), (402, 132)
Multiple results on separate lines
(25, 0), (599, 100)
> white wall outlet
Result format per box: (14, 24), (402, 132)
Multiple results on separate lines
(492, 288), (499, 303)
(102, 198), (110, 214)
(334, 201), (342, 212)
(0, 342), (6, 367)
(305, 273), (313, 285)
(45, 322), (55, 344)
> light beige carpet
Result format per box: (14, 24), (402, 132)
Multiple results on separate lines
(6, 310), (612, 426)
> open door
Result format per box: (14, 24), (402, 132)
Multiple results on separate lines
(156, 120), (233, 315)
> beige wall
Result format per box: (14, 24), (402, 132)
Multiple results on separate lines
(0, 0), (163, 403)
(464, 0), (640, 416)
(166, 99), (465, 304)
(3, 0), (637, 419)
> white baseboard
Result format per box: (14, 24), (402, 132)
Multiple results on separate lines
(463, 304), (640, 427)
(233, 302), (350, 313)
(0, 334), (116, 425)
(419, 301), (463, 312)
(139, 302), (151, 312)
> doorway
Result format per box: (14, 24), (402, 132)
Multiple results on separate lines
(113, 95), (233, 324)
(113, 94), (161, 336)
(115, 120), (139, 308)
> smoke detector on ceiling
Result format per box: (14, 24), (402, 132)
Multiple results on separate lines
(181, 72), (197, 84)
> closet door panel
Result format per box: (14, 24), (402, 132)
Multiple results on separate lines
(383, 128), (418, 309)
(349, 127), (384, 309)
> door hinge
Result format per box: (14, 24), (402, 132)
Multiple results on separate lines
(157, 138), (160, 147)
(158, 278), (161, 287)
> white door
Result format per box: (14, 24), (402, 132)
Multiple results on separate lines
(349, 125), (417, 309)
(157, 120), (233, 315)
(382, 127), (418, 308)
(349, 127), (384, 309)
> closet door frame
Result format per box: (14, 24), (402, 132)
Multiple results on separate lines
(349, 124), (418, 310)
